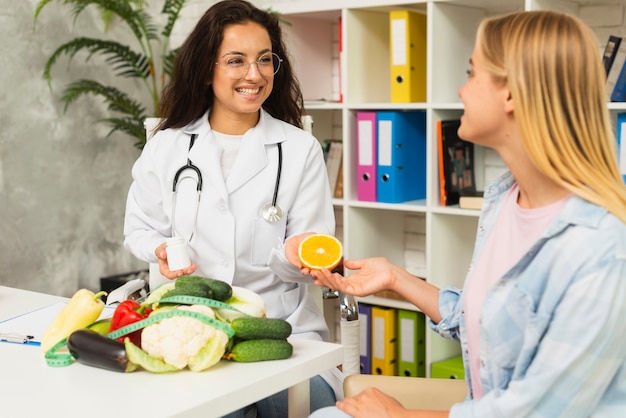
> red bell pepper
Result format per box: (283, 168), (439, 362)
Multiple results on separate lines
(109, 300), (151, 347)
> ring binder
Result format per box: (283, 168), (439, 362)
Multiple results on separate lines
(389, 10), (427, 103)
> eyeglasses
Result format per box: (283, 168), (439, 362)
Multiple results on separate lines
(215, 52), (282, 79)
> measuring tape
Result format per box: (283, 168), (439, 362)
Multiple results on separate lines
(45, 295), (244, 368)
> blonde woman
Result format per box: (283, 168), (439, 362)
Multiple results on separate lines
(309, 10), (626, 418)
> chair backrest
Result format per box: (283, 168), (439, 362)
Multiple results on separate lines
(344, 374), (468, 410)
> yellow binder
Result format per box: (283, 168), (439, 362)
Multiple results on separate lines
(371, 306), (397, 376)
(389, 10), (427, 103)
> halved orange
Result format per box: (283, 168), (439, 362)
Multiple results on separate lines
(298, 234), (343, 270)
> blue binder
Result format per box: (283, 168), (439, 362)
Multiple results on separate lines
(376, 111), (427, 203)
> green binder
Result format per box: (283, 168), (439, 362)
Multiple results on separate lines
(397, 309), (426, 377)
(431, 355), (465, 380)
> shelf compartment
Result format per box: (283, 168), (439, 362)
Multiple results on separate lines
(429, 1), (523, 104)
(344, 5), (427, 104)
(280, 11), (342, 103)
(429, 212), (478, 290)
(344, 207), (427, 277)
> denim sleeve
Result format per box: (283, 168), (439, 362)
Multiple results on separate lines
(428, 286), (463, 341)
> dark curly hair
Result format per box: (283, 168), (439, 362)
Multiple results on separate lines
(157, 0), (303, 130)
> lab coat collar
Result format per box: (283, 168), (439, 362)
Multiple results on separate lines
(181, 109), (287, 145)
(182, 109), (289, 197)
(182, 111), (211, 137)
(226, 110), (288, 193)
(254, 109), (288, 145)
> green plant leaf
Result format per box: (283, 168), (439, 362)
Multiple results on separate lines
(162, 47), (179, 77)
(59, 79), (148, 147)
(100, 117), (147, 148)
(33, 0), (190, 148)
(43, 37), (151, 83)
(161, 0), (186, 39)
(61, 79), (145, 115)
(34, 0), (150, 41)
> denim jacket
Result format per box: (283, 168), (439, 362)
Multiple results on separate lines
(430, 172), (626, 417)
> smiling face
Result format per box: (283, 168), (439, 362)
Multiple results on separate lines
(457, 46), (512, 149)
(210, 21), (274, 133)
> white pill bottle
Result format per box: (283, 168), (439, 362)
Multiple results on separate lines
(165, 237), (191, 271)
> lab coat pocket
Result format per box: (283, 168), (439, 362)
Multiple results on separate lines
(250, 218), (287, 266)
(280, 286), (300, 317)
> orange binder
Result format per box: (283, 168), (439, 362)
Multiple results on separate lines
(389, 10), (427, 103)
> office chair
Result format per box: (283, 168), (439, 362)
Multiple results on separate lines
(343, 374), (467, 410)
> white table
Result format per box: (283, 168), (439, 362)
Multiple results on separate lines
(0, 286), (343, 417)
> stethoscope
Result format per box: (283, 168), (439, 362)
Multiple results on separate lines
(171, 133), (284, 242)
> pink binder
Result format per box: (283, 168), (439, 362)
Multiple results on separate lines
(357, 112), (377, 201)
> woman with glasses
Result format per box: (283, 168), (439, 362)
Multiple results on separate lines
(123, 1), (342, 415)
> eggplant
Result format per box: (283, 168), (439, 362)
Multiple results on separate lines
(67, 329), (137, 373)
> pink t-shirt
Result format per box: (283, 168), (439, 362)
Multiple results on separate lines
(463, 184), (570, 398)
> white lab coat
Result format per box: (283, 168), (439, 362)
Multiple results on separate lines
(124, 108), (335, 332)
(123, 110), (344, 396)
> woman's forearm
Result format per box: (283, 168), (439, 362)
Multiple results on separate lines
(390, 264), (442, 324)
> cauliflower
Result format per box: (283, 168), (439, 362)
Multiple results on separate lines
(141, 304), (229, 371)
(216, 286), (267, 322)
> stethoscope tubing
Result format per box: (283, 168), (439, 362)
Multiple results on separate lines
(172, 134), (202, 193)
(271, 142), (282, 208)
(172, 159), (202, 193)
(171, 134), (284, 241)
(172, 134), (201, 241)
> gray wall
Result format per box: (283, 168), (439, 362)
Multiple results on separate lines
(0, 1), (150, 296)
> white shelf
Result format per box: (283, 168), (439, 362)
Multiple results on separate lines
(357, 295), (423, 312)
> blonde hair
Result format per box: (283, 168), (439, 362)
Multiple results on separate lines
(477, 10), (626, 222)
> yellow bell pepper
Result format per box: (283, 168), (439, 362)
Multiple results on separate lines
(40, 289), (107, 352)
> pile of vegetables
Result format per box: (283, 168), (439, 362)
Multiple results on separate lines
(42, 276), (293, 373)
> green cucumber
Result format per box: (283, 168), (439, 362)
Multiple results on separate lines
(226, 339), (293, 362)
(162, 282), (210, 300)
(231, 317), (292, 340)
(176, 276), (233, 301)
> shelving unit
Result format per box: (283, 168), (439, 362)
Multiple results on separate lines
(257, 0), (626, 375)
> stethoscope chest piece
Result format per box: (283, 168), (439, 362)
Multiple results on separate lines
(261, 202), (283, 223)
(259, 141), (284, 223)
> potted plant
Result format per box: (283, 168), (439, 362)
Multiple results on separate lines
(34, 0), (187, 149)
